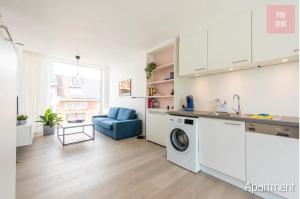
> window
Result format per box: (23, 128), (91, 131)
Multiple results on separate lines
(50, 61), (102, 123)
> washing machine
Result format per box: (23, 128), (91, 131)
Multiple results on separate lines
(167, 115), (200, 173)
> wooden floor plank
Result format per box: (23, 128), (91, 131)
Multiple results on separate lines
(16, 132), (260, 199)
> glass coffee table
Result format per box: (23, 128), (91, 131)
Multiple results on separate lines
(57, 122), (95, 146)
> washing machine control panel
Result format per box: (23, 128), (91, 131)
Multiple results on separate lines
(184, 119), (194, 125)
(170, 117), (194, 125)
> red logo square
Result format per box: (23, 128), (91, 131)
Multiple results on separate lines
(267, 5), (295, 33)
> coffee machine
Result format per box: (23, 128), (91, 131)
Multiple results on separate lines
(185, 95), (194, 111)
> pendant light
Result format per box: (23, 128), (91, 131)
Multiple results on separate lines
(71, 55), (83, 88)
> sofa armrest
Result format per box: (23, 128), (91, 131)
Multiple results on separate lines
(113, 119), (142, 140)
(93, 114), (107, 118)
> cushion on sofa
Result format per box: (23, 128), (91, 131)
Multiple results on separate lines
(117, 108), (136, 121)
(93, 117), (109, 124)
(98, 119), (116, 130)
(107, 107), (119, 119)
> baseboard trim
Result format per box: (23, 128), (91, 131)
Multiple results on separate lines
(200, 165), (285, 199)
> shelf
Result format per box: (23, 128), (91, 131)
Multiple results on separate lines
(147, 79), (174, 85)
(147, 95), (174, 98)
(154, 63), (174, 72)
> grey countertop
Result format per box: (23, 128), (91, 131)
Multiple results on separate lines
(167, 110), (299, 127)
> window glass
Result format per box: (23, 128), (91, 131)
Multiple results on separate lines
(50, 61), (102, 123)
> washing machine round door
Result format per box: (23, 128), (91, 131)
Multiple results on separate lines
(170, 128), (189, 152)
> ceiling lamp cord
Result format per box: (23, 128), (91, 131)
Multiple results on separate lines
(71, 55), (83, 88)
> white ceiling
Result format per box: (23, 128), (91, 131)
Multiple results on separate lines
(0, 0), (270, 67)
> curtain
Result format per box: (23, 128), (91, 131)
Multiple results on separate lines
(18, 51), (50, 133)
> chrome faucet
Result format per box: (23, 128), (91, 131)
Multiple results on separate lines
(232, 94), (241, 116)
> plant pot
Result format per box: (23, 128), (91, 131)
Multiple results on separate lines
(16, 120), (27, 126)
(43, 125), (55, 136)
(147, 74), (154, 83)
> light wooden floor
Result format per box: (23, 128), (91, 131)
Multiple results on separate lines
(16, 132), (260, 199)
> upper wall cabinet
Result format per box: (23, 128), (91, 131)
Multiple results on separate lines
(252, 1), (299, 65)
(208, 12), (252, 70)
(179, 29), (207, 76)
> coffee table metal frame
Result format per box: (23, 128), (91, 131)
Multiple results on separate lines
(57, 122), (95, 146)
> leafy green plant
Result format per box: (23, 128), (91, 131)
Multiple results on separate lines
(17, 114), (28, 121)
(36, 108), (63, 128)
(144, 62), (157, 80)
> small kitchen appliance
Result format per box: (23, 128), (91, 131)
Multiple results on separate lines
(185, 95), (194, 111)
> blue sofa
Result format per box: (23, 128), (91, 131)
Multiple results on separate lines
(92, 107), (142, 140)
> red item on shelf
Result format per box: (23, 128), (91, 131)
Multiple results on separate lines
(148, 99), (152, 108)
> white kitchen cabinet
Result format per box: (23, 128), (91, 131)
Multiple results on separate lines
(179, 29), (207, 76)
(146, 110), (169, 146)
(246, 131), (299, 199)
(252, 1), (299, 65)
(208, 12), (251, 71)
(198, 118), (246, 181)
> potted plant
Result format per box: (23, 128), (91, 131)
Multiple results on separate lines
(16, 114), (28, 126)
(145, 62), (157, 81)
(37, 108), (63, 136)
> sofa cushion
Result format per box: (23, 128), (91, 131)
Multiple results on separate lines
(117, 108), (136, 121)
(98, 119), (116, 130)
(107, 107), (120, 119)
(93, 117), (109, 124)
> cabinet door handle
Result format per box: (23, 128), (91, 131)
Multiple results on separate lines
(293, 49), (299, 52)
(224, 122), (241, 126)
(195, 67), (206, 71)
(232, 59), (248, 64)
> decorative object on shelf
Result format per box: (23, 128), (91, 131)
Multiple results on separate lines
(148, 87), (158, 96)
(119, 79), (131, 96)
(148, 98), (160, 109)
(164, 71), (174, 80)
(16, 114), (28, 126)
(71, 55), (83, 88)
(145, 62), (157, 80)
(171, 89), (174, 95)
(37, 108), (63, 136)
(170, 71), (174, 79)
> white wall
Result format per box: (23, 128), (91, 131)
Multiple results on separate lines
(108, 57), (147, 134)
(109, 60), (298, 128)
(176, 62), (299, 117)
(0, 35), (17, 198)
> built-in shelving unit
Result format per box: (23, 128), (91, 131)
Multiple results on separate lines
(146, 43), (175, 111)
(145, 40), (177, 147)
(154, 63), (174, 72)
(146, 79), (174, 85)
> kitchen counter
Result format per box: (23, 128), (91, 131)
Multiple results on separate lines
(167, 110), (299, 127)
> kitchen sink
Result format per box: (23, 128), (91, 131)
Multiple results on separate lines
(210, 112), (240, 118)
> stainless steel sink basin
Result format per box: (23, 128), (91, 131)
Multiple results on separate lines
(210, 112), (240, 118)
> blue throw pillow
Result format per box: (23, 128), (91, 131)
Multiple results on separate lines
(107, 107), (120, 119)
(117, 108), (136, 121)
